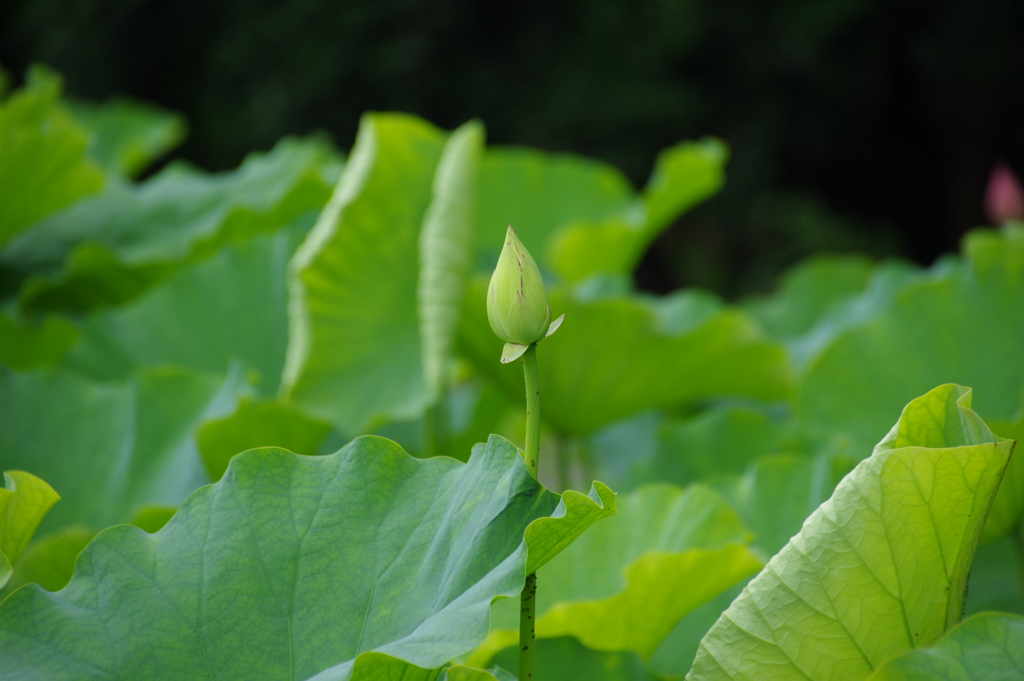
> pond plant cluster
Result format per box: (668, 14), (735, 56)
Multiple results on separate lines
(0, 66), (1023, 680)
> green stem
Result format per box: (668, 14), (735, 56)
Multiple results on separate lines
(522, 344), (541, 477)
(520, 343), (540, 679)
(422, 387), (448, 458)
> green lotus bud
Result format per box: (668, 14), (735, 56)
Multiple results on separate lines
(487, 227), (564, 363)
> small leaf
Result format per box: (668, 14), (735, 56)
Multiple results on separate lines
(868, 613), (1024, 680)
(70, 97), (187, 178)
(545, 313), (565, 338)
(500, 343), (529, 364)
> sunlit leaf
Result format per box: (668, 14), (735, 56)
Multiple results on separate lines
(0, 471), (59, 589)
(0, 435), (615, 680)
(689, 384), (1014, 681)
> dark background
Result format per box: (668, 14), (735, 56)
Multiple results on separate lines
(2, 0), (1022, 296)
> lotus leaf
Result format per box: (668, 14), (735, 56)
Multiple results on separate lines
(0, 435), (615, 681)
(688, 384), (1014, 680)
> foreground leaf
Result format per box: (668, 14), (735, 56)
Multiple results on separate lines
(869, 613), (1024, 680)
(0, 366), (248, 534)
(477, 484), (760, 663)
(688, 384), (1014, 681)
(0, 435), (614, 681)
(0, 471), (59, 589)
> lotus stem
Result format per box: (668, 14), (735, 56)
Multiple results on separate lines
(520, 342), (541, 679)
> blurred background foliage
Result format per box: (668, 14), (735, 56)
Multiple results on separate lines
(2, 0), (1021, 297)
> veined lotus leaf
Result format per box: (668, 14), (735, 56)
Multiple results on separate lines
(0, 66), (103, 248)
(688, 384), (1014, 681)
(0, 471), (60, 589)
(0, 365), (249, 535)
(63, 225), (305, 394)
(3, 135), (336, 311)
(0, 525), (94, 598)
(0, 435), (615, 681)
(460, 280), (792, 435)
(475, 484), (760, 663)
(868, 613), (1024, 680)
(283, 114), (481, 433)
(70, 96), (187, 177)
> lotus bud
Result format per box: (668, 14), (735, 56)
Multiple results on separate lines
(984, 162), (1024, 225)
(487, 226), (564, 362)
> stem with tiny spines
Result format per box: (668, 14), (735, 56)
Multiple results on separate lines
(519, 343), (540, 680)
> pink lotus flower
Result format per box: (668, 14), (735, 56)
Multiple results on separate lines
(984, 162), (1024, 225)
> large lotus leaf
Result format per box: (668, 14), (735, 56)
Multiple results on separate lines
(492, 636), (660, 681)
(63, 225), (304, 394)
(0, 313), (79, 370)
(0, 435), (615, 681)
(868, 613), (1024, 680)
(460, 280), (792, 435)
(798, 228), (1024, 459)
(688, 384), (1014, 681)
(196, 398), (332, 481)
(283, 114), (481, 432)
(0, 66), (104, 247)
(547, 138), (727, 283)
(476, 484), (760, 663)
(3, 135), (336, 311)
(71, 97), (187, 177)
(0, 471), (60, 588)
(0, 365), (248, 534)
(418, 121), (485, 398)
(473, 146), (635, 271)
